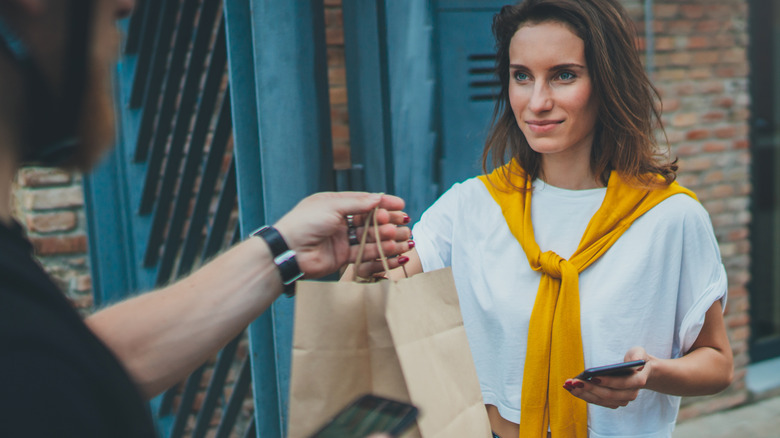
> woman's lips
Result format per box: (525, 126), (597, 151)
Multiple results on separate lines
(526, 119), (563, 134)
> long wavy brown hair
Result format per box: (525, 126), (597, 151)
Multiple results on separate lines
(483, 0), (677, 188)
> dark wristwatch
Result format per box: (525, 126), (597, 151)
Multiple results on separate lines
(252, 226), (303, 297)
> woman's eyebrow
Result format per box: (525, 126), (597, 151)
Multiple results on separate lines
(509, 63), (586, 70)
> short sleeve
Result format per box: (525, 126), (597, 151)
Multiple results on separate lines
(411, 183), (462, 272)
(674, 199), (728, 357)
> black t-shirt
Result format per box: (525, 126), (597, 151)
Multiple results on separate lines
(0, 220), (156, 437)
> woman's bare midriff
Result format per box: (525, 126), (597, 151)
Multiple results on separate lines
(486, 404), (519, 438)
(486, 405), (551, 438)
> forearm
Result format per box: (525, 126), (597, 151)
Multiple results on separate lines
(645, 346), (733, 397)
(86, 237), (281, 399)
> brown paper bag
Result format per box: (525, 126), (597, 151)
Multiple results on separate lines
(288, 267), (491, 438)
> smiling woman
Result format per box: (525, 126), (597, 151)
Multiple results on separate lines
(360, 1), (734, 437)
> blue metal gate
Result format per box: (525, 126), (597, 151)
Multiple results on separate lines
(84, 0), (507, 436)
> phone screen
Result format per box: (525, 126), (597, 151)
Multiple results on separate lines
(576, 359), (646, 381)
(310, 394), (419, 438)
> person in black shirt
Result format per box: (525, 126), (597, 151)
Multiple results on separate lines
(0, 1), (412, 436)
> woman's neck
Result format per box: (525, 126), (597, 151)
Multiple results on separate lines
(540, 156), (602, 190)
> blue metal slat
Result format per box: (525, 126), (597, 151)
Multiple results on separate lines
(124, 0), (148, 54)
(129, 0), (168, 108)
(138, 0), (204, 215)
(129, 0), (165, 109)
(191, 334), (242, 438)
(133, 0), (181, 162)
(201, 160), (237, 260)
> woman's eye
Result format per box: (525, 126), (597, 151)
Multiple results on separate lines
(557, 71), (575, 81)
(513, 71), (529, 81)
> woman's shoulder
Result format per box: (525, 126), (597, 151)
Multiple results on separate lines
(637, 190), (717, 238)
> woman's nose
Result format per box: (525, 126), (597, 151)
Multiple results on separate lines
(528, 83), (553, 113)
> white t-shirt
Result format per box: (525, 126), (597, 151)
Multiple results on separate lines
(412, 177), (727, 438)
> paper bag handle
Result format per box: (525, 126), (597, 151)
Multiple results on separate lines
(353, 206), (391, 282)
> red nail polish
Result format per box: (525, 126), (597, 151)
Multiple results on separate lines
(403, 215), (411, 224)
(398, 256), (410, 264)
(408, 240), (415, 249)
(563, 384), (572, 391)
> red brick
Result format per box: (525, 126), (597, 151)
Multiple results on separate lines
(680, 5), (705, 19)
(329, 87), (347, 105)
(328, 66), (346, 86)
(324, 8), (343, 28)
(25, 211), (77, 233)
(17, 168), (72, 187)
(715, 97), (734, 108)
(687, 36), (710, 49)
(672, 113), (698, 127)
(30, 235), (87, 256)
(653, 4), (678, 19)
(702, 111), (726, 122)
(330, 123), (350, 142)
(685, 129), (709, 141)
(326, 47), (345, 66)
(703, 142), (727, 153)
(714, 126), (737, 138)
(689, 68), (712, 80)
(654, 36), (675, 51)
(681, 156), (712, 172)
(701, 81), (725, 94)
(669, 51), (692, 66)
(23, 186), (84, 211)
(695, 20), (721, 33)
(326, 27), (344, 45)
(667, 20), (696, 34)
(692, 51), (720, 65)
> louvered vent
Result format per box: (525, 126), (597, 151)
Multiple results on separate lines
(468, 53), (501, 101)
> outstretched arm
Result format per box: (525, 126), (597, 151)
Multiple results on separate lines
(86, 192), (413, 399)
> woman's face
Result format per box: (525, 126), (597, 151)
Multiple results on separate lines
(508, 21), (599, 161)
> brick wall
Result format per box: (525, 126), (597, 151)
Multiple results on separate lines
(12, 167), (93, 314)
(628, 0), (752, 420)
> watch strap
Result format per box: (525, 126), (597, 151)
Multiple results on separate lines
(252, 226), (303, 296)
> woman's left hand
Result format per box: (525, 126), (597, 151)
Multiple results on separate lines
(563, 347), (651, 409)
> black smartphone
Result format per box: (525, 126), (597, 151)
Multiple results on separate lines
(309, 394), (419, 438)
(575, 359), (646, 381)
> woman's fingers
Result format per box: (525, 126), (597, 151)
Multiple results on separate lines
(564, 379), (639, 409)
